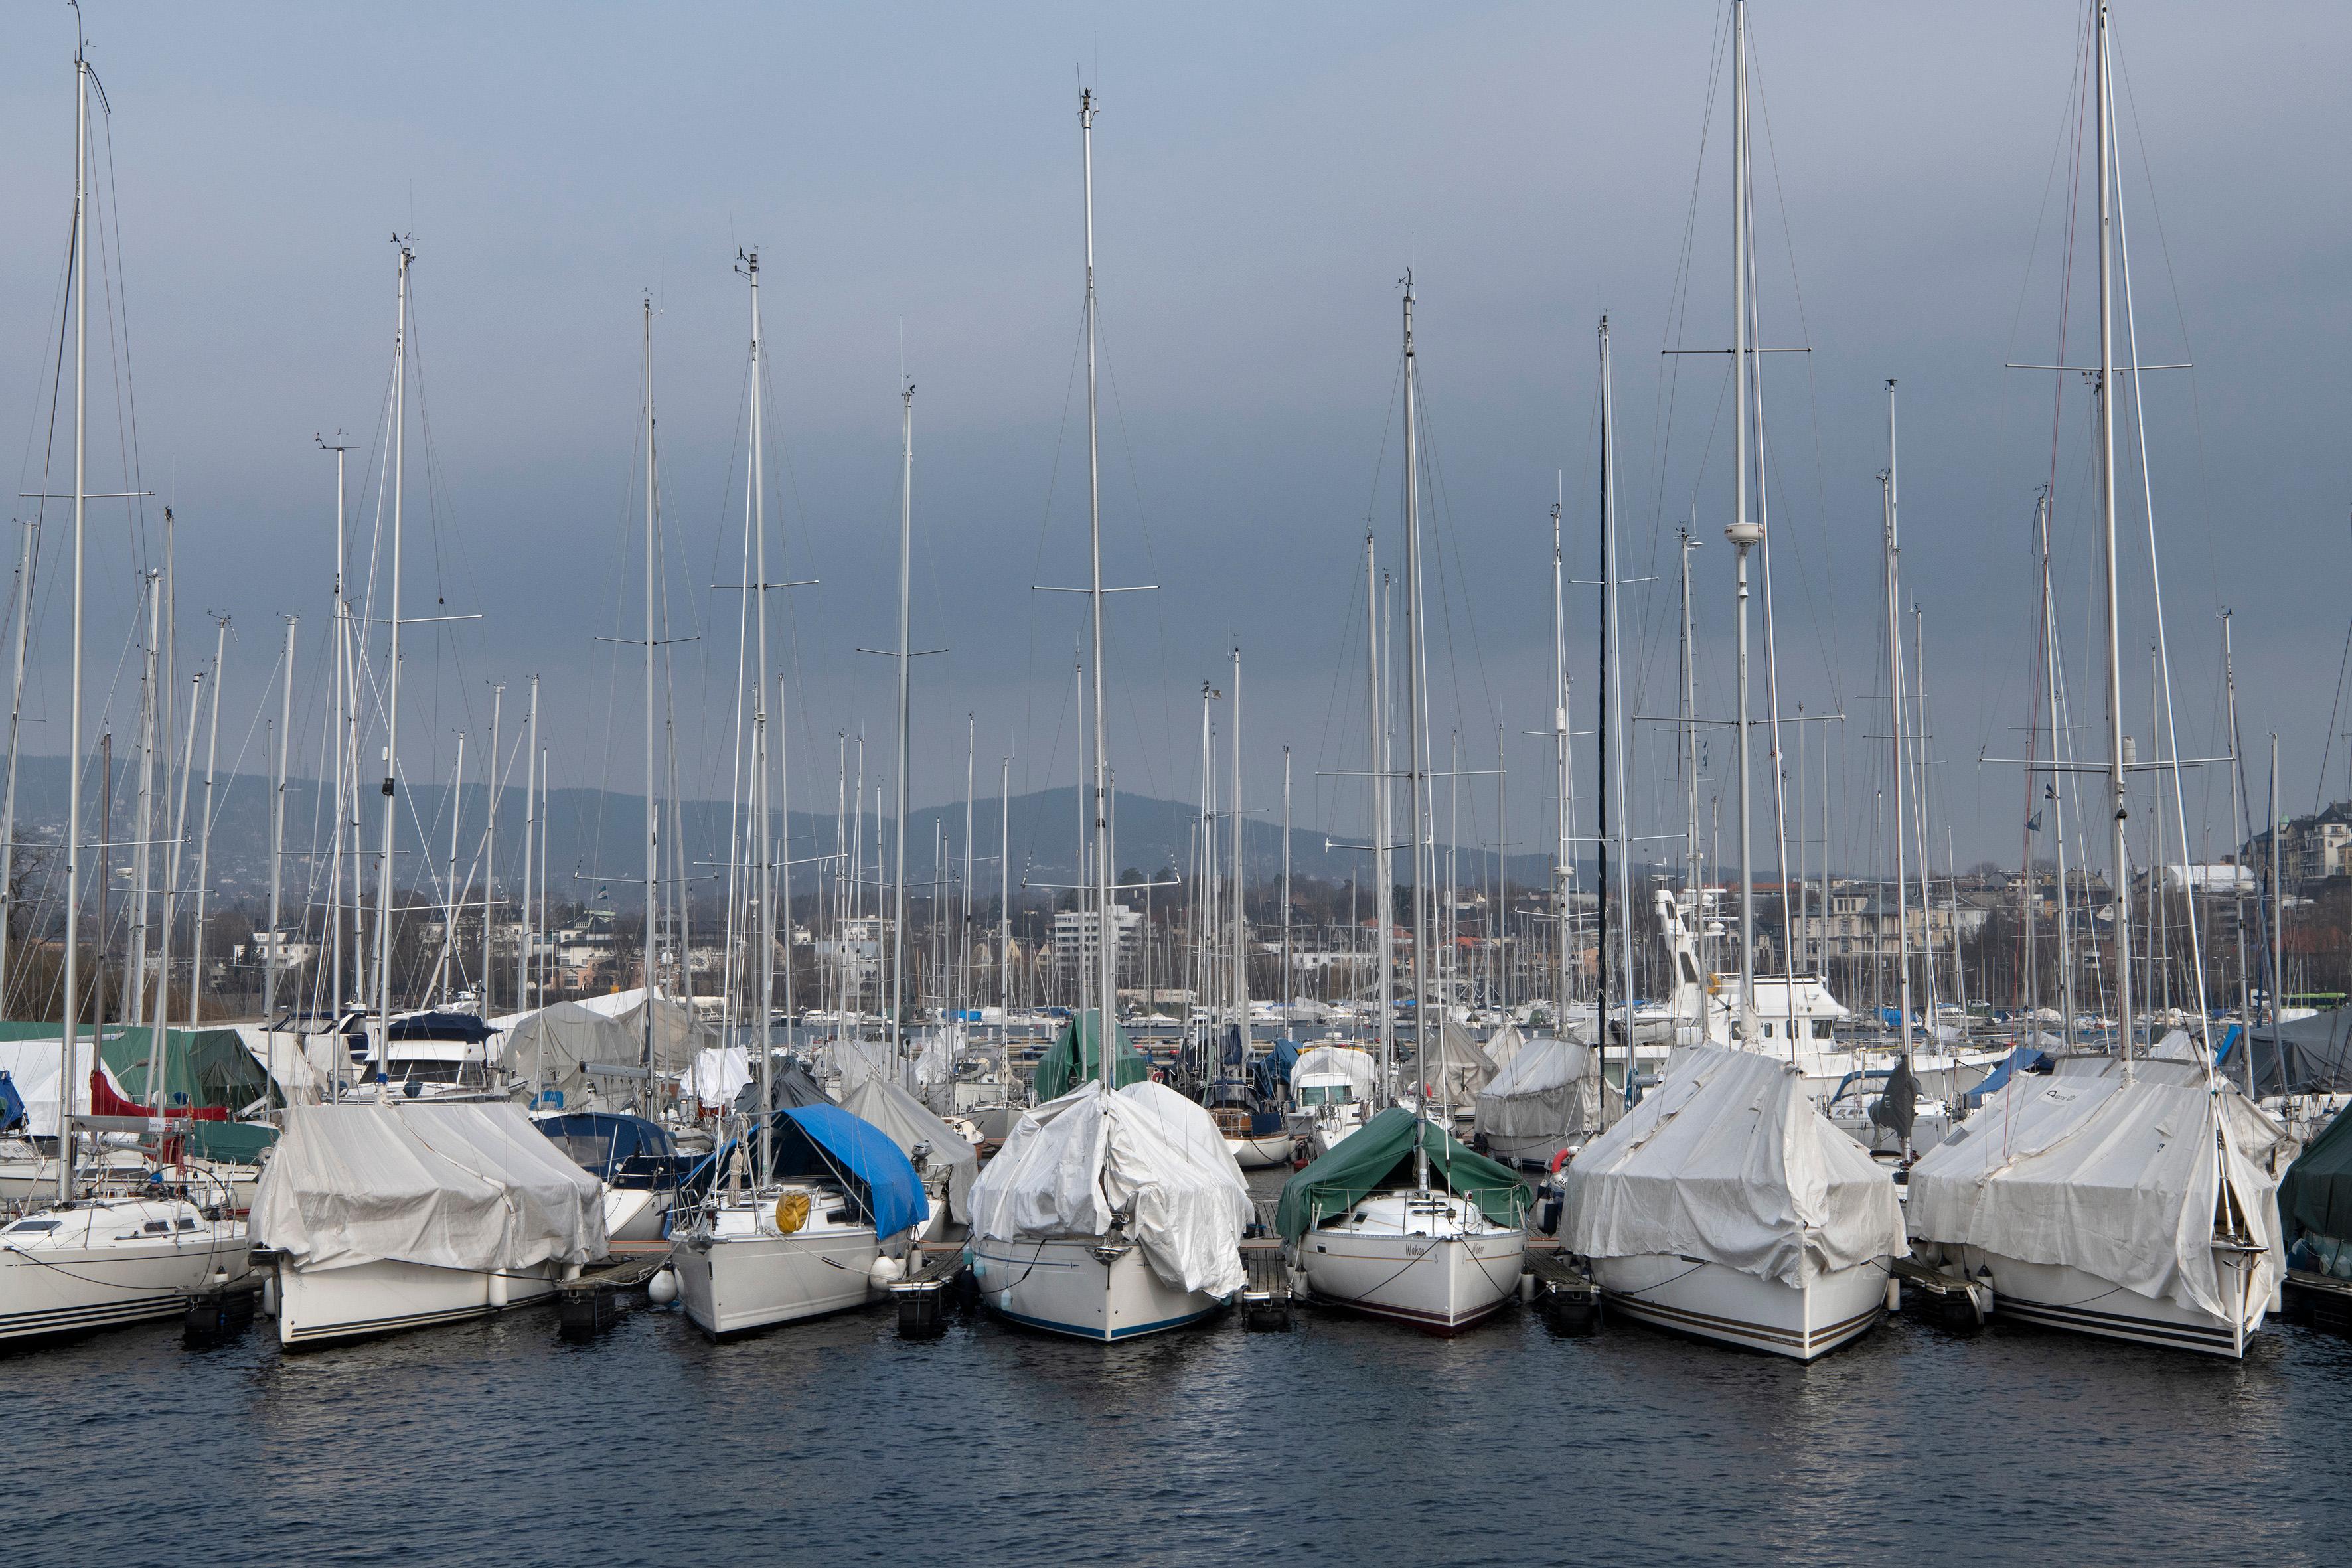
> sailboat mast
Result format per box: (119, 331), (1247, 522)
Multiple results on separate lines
(747, 247), (777, 1156)
(1551, 501), (1571, 1019)
(1365, 530), (1393, 1101)
(1399, 275), (1433, 1080)
(522, 675), (538, 1012)
(130, 574), (159, 1028)
(1884, 386), (1914, 1061)
(0, 514), (37, 1019)
(266, 615), (296, 1020)
(892, 382), (914, 1065)
(1281, 745), (1292, 1016)
(1080, 89), (1117, 1081)
(481, 682), (501, 1014)
(58, 37), (90, 1198)
(1000, 754), (1011, 1028)
(440, 730), (462, 1007)
(1600, 315), (1634, 1062)
(372, 244), (412, 1099)
(2094, 0), (2134, 1062)
(640, 297), (658, 1101)
(1230, 647), (1246, 1042)
(1726, 0), (1760, 1040)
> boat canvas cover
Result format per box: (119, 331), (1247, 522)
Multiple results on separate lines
(1560, 1044), (1907, 1289)
(840, 1071), (978, 1223)
(1474, 1036), (1600, 1145)
(1030, 1010), (1151, 1103)
(773, 1104), (929, 1241)
(2250, 1006), (2352, 1097)
(1482, 1022), (1527, 1075)
(1415, 1018), (1495, 1108)
(1274, 1105), (1529, 1243)
(0, 1035), (125, 1138)
(235, 1025), (345, 1104)
(495, 1002), (642, 1105)
(2280, 1095), (2352, 1248)
(968, 1079), (1250, 1297)
(252, 1101), (607, 1274)
(1907, 1052), (2288, 1321)
(686, 1044), (751, 1109)
(96, 1027), (274, 1115)
(1289, 1044), (1377, 1099)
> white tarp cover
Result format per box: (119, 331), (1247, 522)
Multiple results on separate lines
(1417, 1018), (1496, 1108)
(234, 1026), (341, 1105)
(1291, 1044), (1377, 1099)
(252, 1101), (607, 1274)
(0, 1036), (125, 1139)
(1561, 1044), (1908, 1289)
(967, 1079), (1249, 1297)
(568, 988), (711, 1069)
(1482, 1022), (1527, 1075)
(1474, 1036), (1601, 1144)
(1905, 1050), (2288, 1321)
(909, 1026), (967, 1097)
(826, 1034), (898, 1091)
(686, 1045), (752, 1110)
(840, 1071), (978, 1223)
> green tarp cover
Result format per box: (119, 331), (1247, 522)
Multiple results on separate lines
(1032, 1011), (1150, 1103)
(2280, 1103), (2352, 1246)
(98, 1027), (275, 1114)
(1275, 1105), (1529, 1243)
(0, 1023), (274, 1113)
(181, 1119), (279, 1164)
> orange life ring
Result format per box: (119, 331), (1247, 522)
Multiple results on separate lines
(1548, 1146), (1575, 1174)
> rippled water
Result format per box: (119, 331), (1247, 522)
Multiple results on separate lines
(12, 1236), (2352, 1565)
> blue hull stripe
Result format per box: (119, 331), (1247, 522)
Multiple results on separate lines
(991, 1302), (1223, 1342)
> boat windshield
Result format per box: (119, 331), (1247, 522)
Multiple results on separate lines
(1298, 1082), (1354, 1107)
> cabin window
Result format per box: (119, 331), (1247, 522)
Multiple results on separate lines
(1812, 1021), (1834, 1040)
(143, 1220), (171, 1234)
(176, 1217), (198, 1231)
(5, 1219), (58, 1233)
(1762, 1023), (1774, 1038)
(1679, 954), (1700, 984)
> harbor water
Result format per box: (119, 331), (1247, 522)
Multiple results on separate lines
(13, 1205), (2352, 1567)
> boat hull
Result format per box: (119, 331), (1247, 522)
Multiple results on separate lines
(1289, 1222), (1524, 1335)
(1594, 1252), (1888, 1360)
(970, 1235), (1225, 1342)
(674, 1228), (880, 1338)
(1970, 1249), (2260, 1358)
(1225, 1132), (1295, 1170)
(275, 1254), (568, 1348)
(0, 1229), (250, 1343)
(604, 1186), (672, 1245)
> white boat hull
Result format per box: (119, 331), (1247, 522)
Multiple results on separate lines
(275, 1253), (568, 1348)
(1299, 1230), (1522, 1334)
(1225, 1132), (1295, 1170)
(604, 1186), (672, 1245)
(1968, 1248), (2262, 1358)
(0, 1212), (250, 1343)
(1593, 1252), (1887, 1360)
(674, 1226), (881, 1338)
(970, 1235), (1226, 1341)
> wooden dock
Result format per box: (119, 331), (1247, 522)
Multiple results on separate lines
(1524, 1248), (1601, 1332)
(2282, 1269), (2352, 1336)
(557, 1249), (672, 1338)
(889, 1247), (967, 1338)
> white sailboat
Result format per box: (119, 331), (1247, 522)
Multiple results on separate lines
(1560, 7), (1905, 1359)
(0, 31), (249, 1343)
(1904, 0), (2290, 1358)
(964, 90), (1247, 1343)
(1279, 274), (1526, 1335)
(673, 252), (926, 1339)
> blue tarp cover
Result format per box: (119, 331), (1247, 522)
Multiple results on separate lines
(775, 1103), (927, 1241)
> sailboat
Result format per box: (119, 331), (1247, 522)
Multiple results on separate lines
(1904, 0), (2289, 1358)
(254, 246), (610, 1348)
(0, 30), (251, 1343)
(1560, 6), (1905, 1359)
(673, 252), (928, 1338)
(1277, 274), (1528, 1334)
(963, 90), (1249, 1342)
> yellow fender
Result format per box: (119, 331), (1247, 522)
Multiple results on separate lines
(774, 1191), (811, 1235)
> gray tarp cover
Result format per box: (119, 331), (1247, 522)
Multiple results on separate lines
(1906, 1050), (2288, 1321)
(497, 1002), (643, 1107)
(252, 1101), (608, 1273)
(1561, 1044), (1907, 1289)
(1474, 1036), (1600, 1144)
(840, 1071), (977, 1223)
(1414, 1019), (1496, 1108)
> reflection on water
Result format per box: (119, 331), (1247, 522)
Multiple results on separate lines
(4, 1267), (2345, 1567)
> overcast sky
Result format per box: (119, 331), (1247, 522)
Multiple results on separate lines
(1, 1), (2347, 890)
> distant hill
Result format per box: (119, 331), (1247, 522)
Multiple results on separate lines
(0, 757), (1567, 910)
